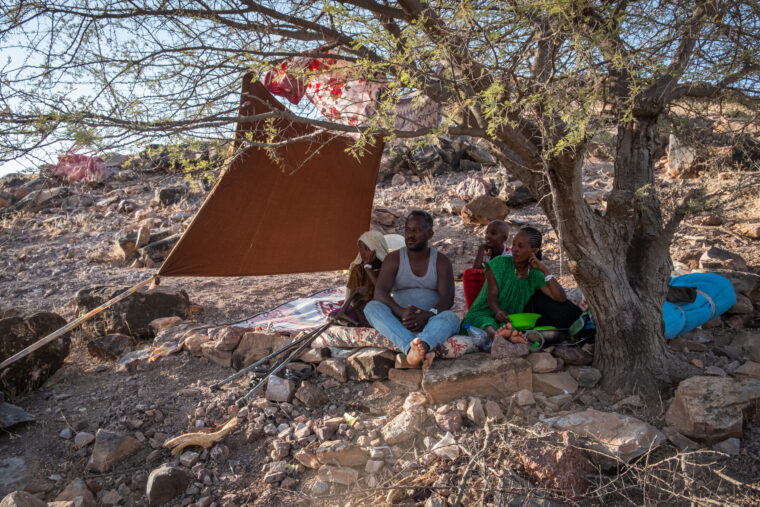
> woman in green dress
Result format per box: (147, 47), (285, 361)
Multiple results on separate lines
(461, 227), (568, 343)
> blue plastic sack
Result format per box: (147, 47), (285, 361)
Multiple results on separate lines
(662, 273), (737, 338)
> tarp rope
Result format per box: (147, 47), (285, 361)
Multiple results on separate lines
(0, 275), (156, 371)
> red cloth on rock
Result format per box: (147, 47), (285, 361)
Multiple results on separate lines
(463, 268), (486, 309)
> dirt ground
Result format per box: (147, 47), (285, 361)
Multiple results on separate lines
(1, 150), (759, 505)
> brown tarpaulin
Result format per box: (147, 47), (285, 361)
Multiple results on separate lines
(157, 76), (384, 277)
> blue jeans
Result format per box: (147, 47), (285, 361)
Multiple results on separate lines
(363, 300), (461, 354)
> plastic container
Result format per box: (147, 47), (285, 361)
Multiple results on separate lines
(507, 313), (541, 330)
(463, 324), (491, 352)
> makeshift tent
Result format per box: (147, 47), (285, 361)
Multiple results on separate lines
(157, 75), (385, 277)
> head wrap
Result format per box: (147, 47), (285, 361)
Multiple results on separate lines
(349, 230), (390, 271)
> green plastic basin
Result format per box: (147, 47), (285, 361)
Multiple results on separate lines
(508, 313), (541, 330)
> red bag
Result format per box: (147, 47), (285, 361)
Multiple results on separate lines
(49, 147), (108, 182)
(463, 268), (486, 309)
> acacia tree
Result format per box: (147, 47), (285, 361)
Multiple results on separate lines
(2, 0), (759, 394)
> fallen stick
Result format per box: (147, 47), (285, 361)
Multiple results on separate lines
(163, 417), (238, 457)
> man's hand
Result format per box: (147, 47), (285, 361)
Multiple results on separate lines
(402, 305), (432, 332)
(495, 310), (509, 323)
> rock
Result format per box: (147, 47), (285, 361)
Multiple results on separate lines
(317, 358), (347, 382)
(0, 394), (34, 429)
(270, 440), (291, 460)
(516, 432), (592, 496)
(466, 398), (486, 427)
(735, 361), (760, 379)
(137, 234), (181, 263)
(527, 352), (559, 373)
(666, 134), (697, 177)
(402, 392), (429, 411)
(294, 449), (321, 469)
(434, 406), (463, 432)
(514, 389), (535, 406)
(699, 246), (749, 272)
(491, 336), (529, 358)
(264, 460), (287, 483)
(346, 348), (395, 381)
(59, 428), (73, 439)
(484, 400), (505, 421)
(727, 294), (754, 315)
(550, 409), (665, 462)
(157, 186), (186, 207)
(179, 451), (199, 467)
(183, 334), (209, 356)
(74, 432), (95, 448)
(145, 464), (191, 506)
(55, 478), (96, 506)
(704, 366), (727, 376)
(391, 173), (407, 186)
(388, 368), (423, 390)
(230, 331), (277, 369)
(372, 207), (399, 226)
(265, 376), (296, 403)
(74, 286), (190, 340)
(381, 407), (427, 444)
(422, 353), (532, 404)
(442, 198), (466, 215)
(568, 366), (602, 388)
(731, 329), (760, 362)
(460, 195), (508, 225)
(316, 465), (358, 486)
(712, 437), (741, 455)
(316, 440), (369, 467)
(200, 341), (232, 368)
(148, 316), (183, 333)
(298, 348), (330, 363)
(245, 423), (265, 442)
(0, 313), (71, 397)
(365, 460), (384, 474)
(454, 176), (491, 202)
(117, 347), (152, 373)
(503, 184), (535, 208)
(736, 223), (760, 240)
(665, 376), (760, 442)
(532, 372), (579, 396)
(0, 491), (47, 507)
(101, 490), (122, 506)
(465, 144), (496, 165)
(311, 479), (330, 495)
(551, 346), (593, 366)
(662, 426), (700, 451)
(295, 381), (328, 407)
(86, 334), (135, 361)
(212, 326), (245, 351)
(87, 429), (142, 473)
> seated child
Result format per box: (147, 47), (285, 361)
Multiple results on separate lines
(463, 220), (511, 308)
(461, 226), (579, 344)
(344, 231), (389, 326)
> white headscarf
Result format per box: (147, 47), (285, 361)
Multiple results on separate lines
(349, 230), (390, 271)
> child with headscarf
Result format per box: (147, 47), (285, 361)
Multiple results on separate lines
(344, 231), (390, 326)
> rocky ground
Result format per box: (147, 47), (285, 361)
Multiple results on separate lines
(1, 131), (759, 506)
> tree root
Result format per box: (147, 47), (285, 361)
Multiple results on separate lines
(163, 417), (238, 457)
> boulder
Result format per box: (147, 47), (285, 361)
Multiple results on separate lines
(568, 366), (602, 388)
(552, 346), (593, 366)
(114, 229), (173, 260)
(200, 341), (232, 368)
(212, 326), (246, 351)
(265, 376), (296, 403)
(533, 372), (579, 396)
(736, 223), (760, 240)
(231, 331), (276, 369)
(315, 440), (369, 467)
(316, 465), (358, 486)
(434, 405), (463, 432)
(381, 407), (427, 444)
(666, 134), (697, 178)
(86, 334), (135, 361)
(466, 398), (485, 427)
(454, 176), (491, 202)
(550, 409), (665, 462)
(87, 429), (142, 473)
(734, 361), (760, 379)
(295, 381), (328, 407)
(0, 491), (47, 507)
(145, 464), (191, 506)
(156, 186), (186, 207)
(0, 393), (34, 429)
(665, 375), (760, 442)
(183, 334), (210, 356)
(388, 368), (423, 390)
(727, 294), (754, 315)
(516, 433), (593, 496)
(0, 313), (71, 398)
(699, 246), (749, 272)
(502, 184), (536, 208)
(491, 336), (529, 358)
(527, 352), (558, 373)
(422, 353), (532, 403)
(317, 358), (347, 382)
(346, 348), (395, 381)
(74, 286), (190, 340)
(54, 478), (95, 506)
(460, 195), (508, 225)
(138, 234), (181, 263)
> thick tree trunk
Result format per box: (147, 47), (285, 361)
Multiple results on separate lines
(490, 115), (673, 396)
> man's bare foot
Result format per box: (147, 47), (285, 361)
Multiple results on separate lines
(422, 351), (435, 369)
(406, 337), (428, 368)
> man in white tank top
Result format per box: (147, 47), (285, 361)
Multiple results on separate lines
(364, 210), (461, 368)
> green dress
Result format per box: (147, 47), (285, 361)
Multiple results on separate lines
(461, 256), (547, 332)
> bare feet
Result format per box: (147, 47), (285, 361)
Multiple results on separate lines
(495, 322), (528, 344)
(422, 351), (435, 369)
(406, 337), (430, 368)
